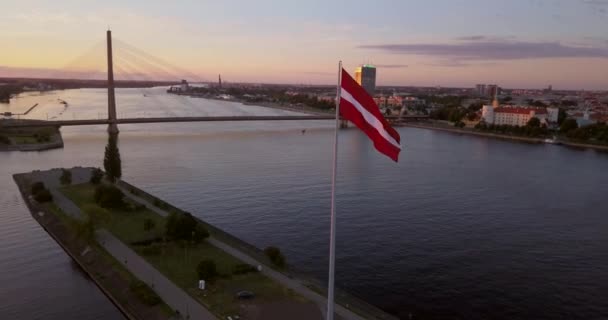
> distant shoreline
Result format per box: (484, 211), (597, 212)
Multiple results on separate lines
(402, 122), (608, 152)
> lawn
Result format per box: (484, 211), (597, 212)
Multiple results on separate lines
(62, 184), (166, 244)
(61, 183), (309, 319)
(11, 136), (39, 144)
(44, 202), (175, 317)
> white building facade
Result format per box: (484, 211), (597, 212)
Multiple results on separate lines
(482, 105), (558, 126)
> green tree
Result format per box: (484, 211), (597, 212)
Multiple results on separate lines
(196, 259), (218, 281)
(90, 168), (104, 184)
(34, 189), (53, 203)
(0, 135), (10, 145)
(143, 218), (156, 232)
(527, 117), (541, 128)
(103, 133), (122, 183)
(557, 108), (567, 125)
(560, 118), (579, 133)
(94, 184), (125, 208)
(264, 246), (286, 268)
(60, 169), (72, 185)
(165, 212), (209, 243)
(31, 181), (45, 195)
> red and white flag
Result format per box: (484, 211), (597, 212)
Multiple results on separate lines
(339, 68), (401, 162)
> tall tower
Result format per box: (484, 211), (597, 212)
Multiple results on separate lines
(106, 30), (119, 134)
(218, 74), (222, 88)
(354, 64), (376, 96)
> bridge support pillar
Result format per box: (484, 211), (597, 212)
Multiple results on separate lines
(107, 123), (119, 134)
(107, 30), (119, 133)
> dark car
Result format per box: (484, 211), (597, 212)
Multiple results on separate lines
(236, 290), (255, 299)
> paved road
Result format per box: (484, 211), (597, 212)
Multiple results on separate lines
(29, 167), (93, 219)
(97, 230), (216, 320)
(32, 168), (216, 320)
(36, 168), (363, 320)
(119, 183), (363, 320)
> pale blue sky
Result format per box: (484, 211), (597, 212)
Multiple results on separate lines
(1, 0), (608, 89)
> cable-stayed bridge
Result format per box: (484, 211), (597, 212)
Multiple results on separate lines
(2, 31), (426, 131)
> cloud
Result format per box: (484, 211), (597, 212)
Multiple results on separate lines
(455, 35), (487, 41)
(374, 64), (408, 69)
(300, 71), (333, 76)
(358, 40), (608, 61)
(583, 0), (608, 16)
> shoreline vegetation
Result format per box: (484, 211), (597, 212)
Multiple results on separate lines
(14, 167), (396, 320)
(169, 89), (608, 152)
(0, 120), (63, 151)
(400, 122), (608, 152)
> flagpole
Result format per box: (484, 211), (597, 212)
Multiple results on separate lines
(327, 60), (342, 320)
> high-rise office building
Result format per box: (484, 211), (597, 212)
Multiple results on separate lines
(354, 64), (376, 96)
(486, 84), (500, 98)
(475, 84), (486, 96)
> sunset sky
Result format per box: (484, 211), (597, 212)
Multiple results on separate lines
(1, 0), (608, 89)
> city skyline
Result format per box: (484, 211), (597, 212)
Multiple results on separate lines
(2, 0), (608, 89)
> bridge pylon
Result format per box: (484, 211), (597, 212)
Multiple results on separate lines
(107, 30), (119, 134)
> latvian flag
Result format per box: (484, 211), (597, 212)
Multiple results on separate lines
(339, 69), (402, 162)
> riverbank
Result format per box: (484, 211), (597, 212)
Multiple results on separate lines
(402, 122), (608, 152)
(13, 170), (173, 320)
(170, 91), (332, 116)
(0, 120), (63, 151)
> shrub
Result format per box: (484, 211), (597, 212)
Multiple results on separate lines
(264, 246), (286, 268)
(165, 212), (209, 243)
(94, 184), (125, 209)
(192, 223), (210, 243)
(141, 243), (162, 256)
(232, 263), (258, 275)
(90, 168), (103, 184)
(82, 204), (110, 224)
(196, 259), (218, 281)
(129, 280), (161, 306)
(560, 118), (579, 133)
(34, 189), (53, 203)
(0, 135), (10, 145)
(143, 218), (156, 231)
(35, 132), (50, 143)
(30, 181), (45, 195)
(60, 169), (72, 185)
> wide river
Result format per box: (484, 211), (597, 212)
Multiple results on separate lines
(1, 88), (607, 319)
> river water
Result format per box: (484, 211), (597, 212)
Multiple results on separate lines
(1, 88), (607, 319)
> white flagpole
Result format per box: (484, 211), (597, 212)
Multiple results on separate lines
(327, 60), (342, 320)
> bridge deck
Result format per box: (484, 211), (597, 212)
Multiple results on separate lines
(1, 115), (428, 128)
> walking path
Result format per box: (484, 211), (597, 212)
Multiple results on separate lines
(118, 182), (364, 320)
(38, 168), (365, 320)
(36, 168), (216, 320)
(97, 230), (216, 320)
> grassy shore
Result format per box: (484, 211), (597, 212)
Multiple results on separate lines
(0, 123), (63, 151)
(47, 202), (175, 317)
(61, 183), (310, 319)
(12, 173), (174, 320)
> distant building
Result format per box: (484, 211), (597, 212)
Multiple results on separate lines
(354, 64), (376, 96)
(486, 84), (500, 98)
(475, 84), (500, 98)
(180, 79), (189, 92)
(481, 103), (558, 126)
(373, 95), (403, 108)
